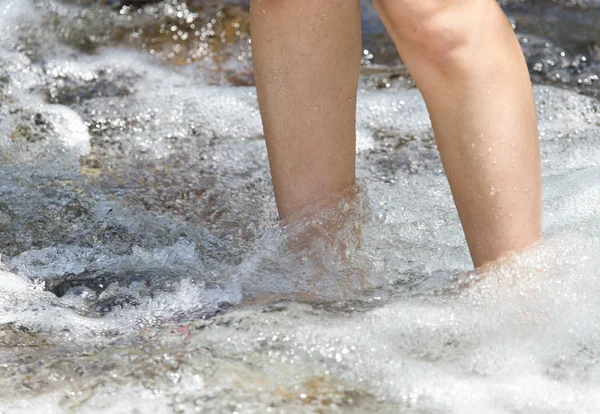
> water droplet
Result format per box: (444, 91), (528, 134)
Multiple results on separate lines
(375, 210), (387, 224)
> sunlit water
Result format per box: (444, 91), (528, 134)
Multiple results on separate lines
(1, 0), (600, 413)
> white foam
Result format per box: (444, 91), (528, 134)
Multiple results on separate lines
(0, 269), (30, 292)
(44, 104), (91, 155)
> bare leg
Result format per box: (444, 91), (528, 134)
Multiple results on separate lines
(250, 0), (361, 219)
(373, 0), (542, 267)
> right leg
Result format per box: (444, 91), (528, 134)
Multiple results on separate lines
(250, 0), (361, 219)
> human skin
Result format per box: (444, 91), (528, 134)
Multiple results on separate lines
(250, 0), (542, 268)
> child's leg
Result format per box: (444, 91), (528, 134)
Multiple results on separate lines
(250, 0), (361, 219)
(373, 0), (542, 267)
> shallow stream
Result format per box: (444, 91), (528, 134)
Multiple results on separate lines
(1, 0), (600, 412)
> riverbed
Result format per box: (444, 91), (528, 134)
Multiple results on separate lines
(1, 1), (600, 412)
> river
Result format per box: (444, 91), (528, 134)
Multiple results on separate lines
(1, 0), (600, 412)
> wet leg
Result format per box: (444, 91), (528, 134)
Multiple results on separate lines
(373, 0), (542, 267)
(250, 0), (361, 219)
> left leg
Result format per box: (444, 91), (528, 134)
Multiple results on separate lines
(373, 0), (542, 267)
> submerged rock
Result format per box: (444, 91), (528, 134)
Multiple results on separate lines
(4, 0), (595, 92)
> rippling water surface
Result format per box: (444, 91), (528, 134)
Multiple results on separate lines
(1, 0), (600, 412)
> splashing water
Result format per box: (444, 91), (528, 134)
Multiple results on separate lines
(1, 0), (600, 413)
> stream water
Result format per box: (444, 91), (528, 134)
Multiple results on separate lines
(1, 0), (600, 412)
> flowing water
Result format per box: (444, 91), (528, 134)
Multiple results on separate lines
(1, 0), (600, 412)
